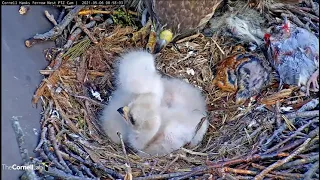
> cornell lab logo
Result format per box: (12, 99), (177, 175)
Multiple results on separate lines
(2, 164), (44, 171)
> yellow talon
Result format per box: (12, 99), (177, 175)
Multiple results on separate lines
(159, 29), (173, 43)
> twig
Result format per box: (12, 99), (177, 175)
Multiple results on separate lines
(64, 21), (96, 49)
(80, 165), (96, 178)
(309, 0), (319, 16)
(70, 94), (105, 107)
(181, 148), (208, 156)
(276, 155), (319, 170)
(221, 167), (289, 179)
(265, 119), (317, 153)
(286, 5), (319, 22)
(308, 127), (319, 139)
(11, 117), (39, 179)
(79, 20), (98, 44)
(62, 139), (90, 161)
(135, 172), (190, 180)
(303, 17), (319, 33)
(66, 161), (85, 177)
(173, 170), (208, 180)
(42, 142), (66, 171)
(61, 147), (90, 165)
(275, 138), (306, 154)
(275, 101), (281, 127)
(117, 132), (132, 180)
(78, 9), (112, 15)
(160, 155), (180, 174)
(25, 6), (84, 47)
(304, 161), (319, 179)
(262, 123), (287, 150)
(281, 12), (311, 31)
(52, 51), (64, 70)
(34, 127), (48, 152)
(49, 89), (79, 133)
(252, 163), (304, 178)
(212, 37), (225, 55)
(39, 150), (50, 162)
(206, 152), (289, 167)
(262, 111), (315, 150)
(44, 10), (58, 26)
(38, 167), (95, 180)
(48, 125), (70, 173)
(60, 149), (84, 163)
(298, 98), (319, 112)
(93, 163), (123, 179)
(284, 110), (319, 119)
(222, 167), (256, 175)
(117, 132), (130, 166)
(254, 138), (311, 180)
(57, 8), (66, 24)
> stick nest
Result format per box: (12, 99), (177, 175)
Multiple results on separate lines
(25, 2), (319, 179)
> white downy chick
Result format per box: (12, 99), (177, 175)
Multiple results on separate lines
(115, 50), (164, 102)
(101, 50), (163, 144)
(100, 89), (135, 144)
(103, 50), (208, 156)
(142, 107), (206, 156)
(117, 93), (162, 156)
(117, 92), (207, 157)
(161, 77), (208, 147)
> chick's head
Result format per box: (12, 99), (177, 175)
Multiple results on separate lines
(116, 50), (164, 97)
(117, 93), (161, 132)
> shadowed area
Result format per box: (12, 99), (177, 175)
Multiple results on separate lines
(1, 5), (58, 179)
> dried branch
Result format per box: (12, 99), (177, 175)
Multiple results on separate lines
(277, 155), (319, 170)
(265, 119), (317, 153)
(39, 167), (94, 180)
(298, 98), (319, 112)
(80, 165), (96, 178)
(254, 138), (311, 180)
(252, 163), (304, 178)
(117, 132), (132, 180)
(78, 9), (112, 16)
(48, 125), (72, 173)
(64, 21), (96, 49)
(135, 172), (190, 180)
(11, 117), (39, 179)
(304, 161), (319, 179)
(57, 8), (66, 24)
(25, 6), (84, 47)
(66, 161), (85, 177)
(79, 21), (98, 44)
(42, 142), (66, 171)
(62, 139), (90, 162)
(160, 155), (180, 174)
(92, 163), (123, 179)
(275, 138), (306, 153)
(284, 110), (319, 119)
(206, 152), (289, 167)
(34, 127), (48, 152)
(44, 10), (58, 26)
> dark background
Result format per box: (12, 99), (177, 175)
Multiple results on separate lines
(1, 6), (58, 179)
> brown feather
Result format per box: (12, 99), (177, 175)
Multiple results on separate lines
(153, 0), (223, 36)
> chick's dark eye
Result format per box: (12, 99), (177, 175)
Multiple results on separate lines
(129, 115), (135, 125)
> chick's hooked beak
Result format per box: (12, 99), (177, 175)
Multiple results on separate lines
(154, 29), (173, 54)
(117, 106), (129, 121)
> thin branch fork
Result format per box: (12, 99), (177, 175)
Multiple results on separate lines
(25, 6), (85, 48)
(254, 138), (311, 180)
